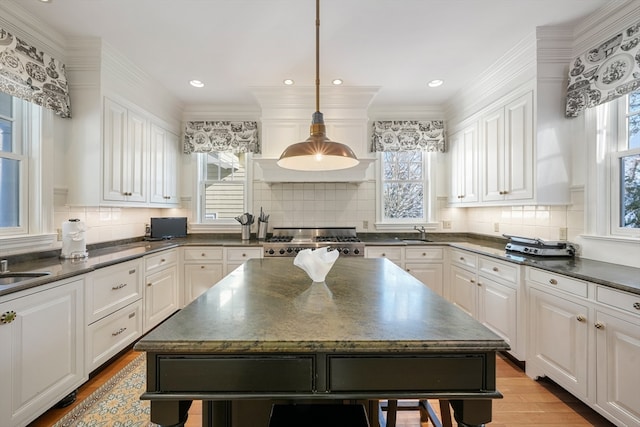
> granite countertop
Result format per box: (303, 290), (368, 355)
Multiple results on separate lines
(135, 257), (509, 354)
(2, 233), (639, 298)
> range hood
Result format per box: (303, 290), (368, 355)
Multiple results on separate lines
(254, 158), (375, 183)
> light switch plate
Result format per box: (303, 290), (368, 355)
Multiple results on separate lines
(559, 227), (568, 240)
(494, 222), (500, 232)
(442, 220), (452, 229)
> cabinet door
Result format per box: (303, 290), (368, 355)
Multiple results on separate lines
(103, 98), (148, 203)
(478, 276), (517, 352)
(528, 287), (589, 399)
(595, 310), (640, 426)
(184, 263), (224, 304)
(503, 92), (533, 201)
(144, 265), (178, 332)
(225, 247), (263, 275)
(150, 124), (179, 205)
(481, 106), (505, 202)
(0, 280), (85, 427)
(449, 124), (478, 204)
(449, 265), (477, 317)
(405, 263), (444, 296)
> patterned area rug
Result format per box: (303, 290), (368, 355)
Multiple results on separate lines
(53, 354), (156, 427)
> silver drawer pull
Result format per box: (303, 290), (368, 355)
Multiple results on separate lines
(112, 283), (127, 290)
(549, 279), (558, 285)
(633, 302), (640, 310)
(112, 327), (127, 336)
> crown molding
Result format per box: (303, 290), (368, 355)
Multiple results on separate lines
(572, 0), (640, 55)
(0, 0), (66, 60)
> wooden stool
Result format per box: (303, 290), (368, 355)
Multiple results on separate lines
(269, 403), (370, 427)
(380, 399), (452, 427)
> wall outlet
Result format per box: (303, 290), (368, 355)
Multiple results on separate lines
(494, 222), (500, 232)
(442, 220), (452, 229)
(56, 228), (62, 241)
(559, 227), (568, 240)
(363, 220), (368, 229)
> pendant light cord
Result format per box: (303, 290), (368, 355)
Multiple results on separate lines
(315, 0), (320, 113)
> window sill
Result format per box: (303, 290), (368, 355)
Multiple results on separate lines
(0, 233), (58, 256)
(189, 223), (243, 234)
(374, 222), (439, 232)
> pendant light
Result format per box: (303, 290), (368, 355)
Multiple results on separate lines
(277, 0), (359, 171)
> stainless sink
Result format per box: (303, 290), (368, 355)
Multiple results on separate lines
(0, 272), (52, 286)
(401, 239), (432, 244)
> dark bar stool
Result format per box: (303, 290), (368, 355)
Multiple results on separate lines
(269, 403), (370, 427)
(380, 399), (452, 427)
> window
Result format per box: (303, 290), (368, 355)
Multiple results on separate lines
(613, 90), (640, 235)
(0, 92), (27, 234)
(379, 151), (434, 225)
(198, 151), (248, 222)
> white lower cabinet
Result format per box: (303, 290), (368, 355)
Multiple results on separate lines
(527, 286), (589, 400)
(85, 259), (143, 373)
(594, 287), (640, 426)
(183, 247), (224, 305)
(143, 249), (179, 332)
(450, 264), (478, 317)
(404, 247), (445, 296)
(0, 278), (86, 427)
(224, 247), (263, 275)
(364, 246), (403, 267)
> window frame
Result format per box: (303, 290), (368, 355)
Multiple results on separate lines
(375, 150), (439, 231)
(611, 94), (640, 237)
(194, 151), (252, 228)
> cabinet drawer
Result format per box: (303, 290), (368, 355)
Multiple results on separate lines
(145, 249), (177, 273)
(450, 249), (477, 270)
(86, 300), (143, 372)
(405, 247), (444, 261)
(527, 268), (587, 298)
(87, 260), (142, 323)
(597, 286), (640, 316)
(226, 247), (263, 262)
(183, 247), (223, 262)
(365, 247), (403, 261)
(478, 256), (518, 284)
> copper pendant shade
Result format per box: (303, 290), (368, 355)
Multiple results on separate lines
(277, 0), (359, 171)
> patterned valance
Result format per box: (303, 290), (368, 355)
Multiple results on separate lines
(371, 120), (446, 152)
(0, 27), (71, 118)
(565, 20), (640, 118)
(184, 121), (260, 154)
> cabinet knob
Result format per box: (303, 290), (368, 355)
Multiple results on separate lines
(549, 279), (558, 285)
(470, 279), (475, 284)
(492, 267), (499, 272)
(381, 253), (386, 257)
(477, 281), (482, 287)
(242, 253), (246, 257)
(0, 311), (17, 324)
(459, 257), (464, 261)
(633, 302), (640, 310)
(201, 253), (206, 257)
(147, 282), (153, 287)
(201, 265), (205, 269)
(422, 253), (426, 256)
(594, 322), (605, 330)
(576, 315), (586, 322)
(161, 258), (166, 263)
(406, 269), (411, 272)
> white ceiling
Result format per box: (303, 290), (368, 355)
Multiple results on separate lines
(16, 0), (617, 110)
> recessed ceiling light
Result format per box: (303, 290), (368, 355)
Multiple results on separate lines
(332, 79), (343, 85)
(39, 0), (52, 2)
(283, 79), (295, 86)
(428, 79), (444, 88)
(189, 80), (205, 88)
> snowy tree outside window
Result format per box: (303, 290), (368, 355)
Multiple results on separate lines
(620, 91), (640, 229)
(382, 151), (425, 220)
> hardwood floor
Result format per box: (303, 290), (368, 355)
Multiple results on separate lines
(30, 350), (615, 427)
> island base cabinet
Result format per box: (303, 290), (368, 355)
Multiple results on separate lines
(0, 279), (85, 427)
(595, 310), (640, 426)
(526, 287), (589, 400)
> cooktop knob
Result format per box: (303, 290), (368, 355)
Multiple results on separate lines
(353, 248), (360, 255)
(267, 249), (275, 255)
(279, 249), (285, 255)
(342, 248), (350, 255)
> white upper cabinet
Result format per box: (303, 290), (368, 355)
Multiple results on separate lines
(481, 91), (533, 203)
(149, 123), (180, 206)
(103, 98), (149, 203)
(448, 122), (479, 205)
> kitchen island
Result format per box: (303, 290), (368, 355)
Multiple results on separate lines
(135, 257), (508, 427)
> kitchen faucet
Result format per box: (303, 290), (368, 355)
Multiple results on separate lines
(414, 226), (427, 240)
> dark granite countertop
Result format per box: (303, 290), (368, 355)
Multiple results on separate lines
(135, 257), (509, 353)
(2, 233), (639, 298)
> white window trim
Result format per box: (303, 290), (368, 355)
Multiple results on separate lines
(374, 151), (439, 231)
(188, 152), (253, 233)
(583, 97), (640, 241)
(0, 103), (56, 254)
